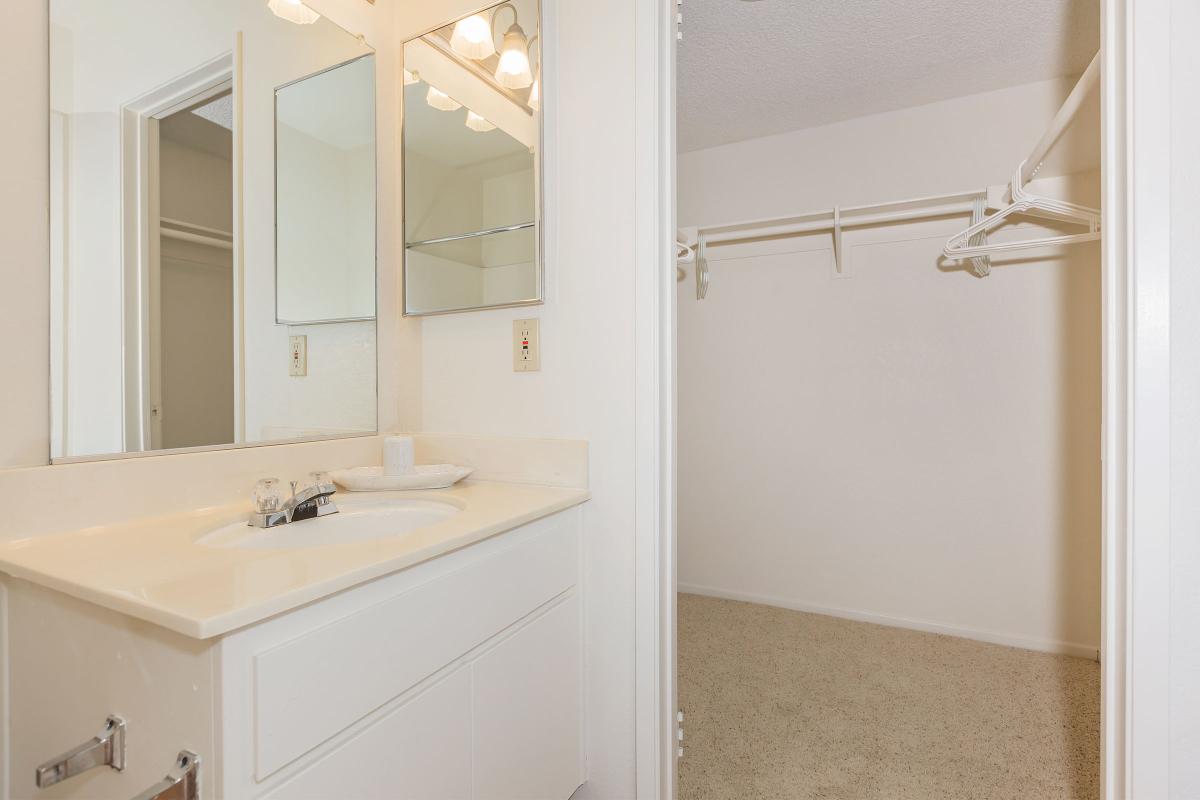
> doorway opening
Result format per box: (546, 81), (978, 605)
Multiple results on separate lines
(670, 3), (1104, 797)
(119, 53), (238, 454)
(149, 91), (236, 450)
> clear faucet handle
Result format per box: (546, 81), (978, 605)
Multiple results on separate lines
(308, 471), (333, 489)
(252, 478), (286, 513)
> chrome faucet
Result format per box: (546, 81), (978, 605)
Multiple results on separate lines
(250, 473), (339, 528)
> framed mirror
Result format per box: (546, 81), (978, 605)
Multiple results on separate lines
(276, 54), (377, 324)
(402, 1), (542, 316)
(48, 0), (378, 461)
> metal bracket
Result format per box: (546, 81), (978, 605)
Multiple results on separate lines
(35, 714), (126, 788)
(130, 751), (201, 800)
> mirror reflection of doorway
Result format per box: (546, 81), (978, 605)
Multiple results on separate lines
(150, 90), (235, 450)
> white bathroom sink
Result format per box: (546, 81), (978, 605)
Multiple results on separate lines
(197, 498), (461, 550)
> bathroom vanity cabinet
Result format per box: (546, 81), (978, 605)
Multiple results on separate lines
(5, 508), (584, 800)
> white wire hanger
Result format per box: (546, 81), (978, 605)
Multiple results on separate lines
(943, 161), (1101, 261)
(695, 235), (710, 300)
(966, 195), (992, 278)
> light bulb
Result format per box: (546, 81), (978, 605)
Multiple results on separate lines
(494, 24), (533, 89)
(528, 70), (540, 110)
(450, 14), (496, 60)
(465, 111), (496, 132)
(267, 0), (321, 25)
(426, 86), (461, 111)
(403, 69), (420, 86)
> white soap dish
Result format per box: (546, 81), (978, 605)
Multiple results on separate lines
(330, 465), (474, 492)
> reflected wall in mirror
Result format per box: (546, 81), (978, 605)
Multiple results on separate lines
(277, 55), (377, 324)
(403, 0), (542, 316)
(49, 0), (378, 461)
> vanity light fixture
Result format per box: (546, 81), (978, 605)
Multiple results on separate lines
(491, 3), (534, 89)
(465, 111), (496, 132)
(403, 68), (420, 86)
(426, 86), (462, 111)
(450, 14), (496, 60)
(267, 0), (321, 25)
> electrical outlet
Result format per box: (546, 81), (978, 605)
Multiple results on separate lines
(513, 318), (540, 372)
(289, 335), (307, 376)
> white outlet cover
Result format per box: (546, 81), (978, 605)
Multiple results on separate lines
(289, 335), (307, 377)
(513, 319), (540, 372)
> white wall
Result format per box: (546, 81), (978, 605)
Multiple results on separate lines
(1170, 0), (1200, 792)
(0, 0), (49, 470)
(276, 124), (374, 322)
(677, 78), (1102, 655)
(400, 1), (640, 796)
(63, 113), (124, 455)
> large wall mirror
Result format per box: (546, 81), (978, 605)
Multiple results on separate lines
(402, 1), (542, 316)
(49, 0), (378, 461)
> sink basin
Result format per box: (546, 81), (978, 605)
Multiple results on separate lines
(197, 498), (461, 550)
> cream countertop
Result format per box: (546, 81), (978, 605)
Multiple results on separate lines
(0, 481), (589, 639)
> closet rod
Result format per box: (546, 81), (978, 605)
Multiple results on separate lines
(1019, 51), (1100, 188)
(161, 228), (234, 250)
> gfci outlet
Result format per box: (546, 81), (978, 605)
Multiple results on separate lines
(289, 335), (307, 376)
(513, 318), (540, 372)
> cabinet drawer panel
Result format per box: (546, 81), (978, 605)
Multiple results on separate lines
(254, 516), (578, 779)
(261, 667), (472, 800)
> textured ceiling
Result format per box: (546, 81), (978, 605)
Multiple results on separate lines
(678, 0), (1100, 152)
(191, 94), (234, 131)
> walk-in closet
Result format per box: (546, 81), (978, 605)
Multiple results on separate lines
(674, 2), (1103, 797)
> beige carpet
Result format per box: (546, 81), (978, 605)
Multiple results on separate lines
(678, 594), (1100, 800)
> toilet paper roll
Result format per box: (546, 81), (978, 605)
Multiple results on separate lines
(383, 435), (416, 476)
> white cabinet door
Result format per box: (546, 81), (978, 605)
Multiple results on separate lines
(472, 594), (583, 800)
(261, 666), (473, 800)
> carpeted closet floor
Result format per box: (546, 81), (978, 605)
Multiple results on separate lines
(678, 593), (1100, 800)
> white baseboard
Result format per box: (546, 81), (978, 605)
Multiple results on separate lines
(678, 582), (1100, 661)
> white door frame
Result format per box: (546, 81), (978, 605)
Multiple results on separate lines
(633, 0), (677, 797)
(633, 0), (1174, 797)
(1104, 0), (1174, 796)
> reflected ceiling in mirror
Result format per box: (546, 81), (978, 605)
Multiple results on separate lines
(49, 0), (378, 461)
(402, 0), (542, 316)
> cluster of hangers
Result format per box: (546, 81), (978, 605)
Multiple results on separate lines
(677, 52), (1102, 299)
(943, 160), (1101, 277)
